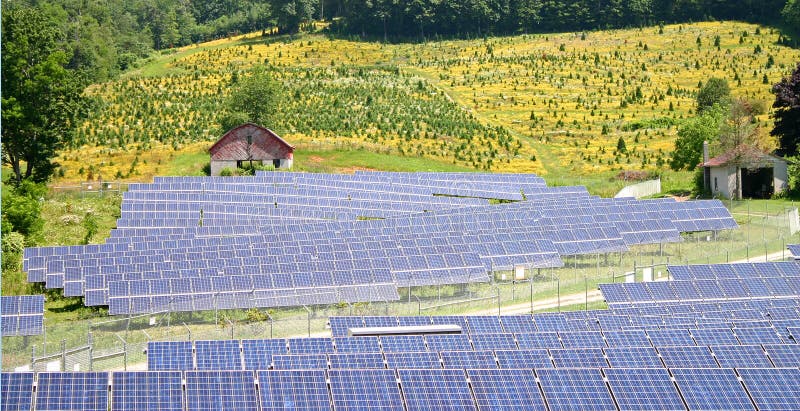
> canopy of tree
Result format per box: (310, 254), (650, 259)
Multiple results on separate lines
(772, 62), (800, 157)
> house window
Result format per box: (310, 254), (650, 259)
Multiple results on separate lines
(273, 159), (281, 168)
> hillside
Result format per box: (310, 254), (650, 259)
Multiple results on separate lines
(56, 21), (800, 192)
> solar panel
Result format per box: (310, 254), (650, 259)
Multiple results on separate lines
(241, 339), (287, 370)
(380, 335), (426, 352)
(604, 368), (685, 411)
(657, 345), (718, 368)
(602, 330), (651, 347)
(711, 344), (773, 368)
(765, 344), (800, 367)
(672, 368), (754, 410)
(328, 353), (385, 369)
(272, 354), (328, 369)
(536, 368), (616, 411)
(147, 341), (194, 371)
(515, 332), (562, 349)
(466, 316), (505, 334)
(384, 351), (441, 369)
(559, 331), (607, 348)
(471, 333), (517, 350)
(550, 348), (608, 368)
(328, 369), (403, 411)
(398, 368), (476, 411)
(499, 315), (537, 333)
(646, 329), (696, 347)
(195, 340), (242, 370)
(185, 371), (258, 411)
(738, 368), (800, 411)
(329, 316), (364, 338)
(0, 372), (34, 411)
(691, 328), (740, 346)
(258, 370), (331, 411)
(35, 372), (109, 411)
(111, 371), (183, 411)
(467, 368), (547, 411)
(495, 349), (553, 369)
(334, 336), (381, 353)
(604, 347), (663, 368)
(735, 327), (785, 345)
(288, 337), (334, 354)
(425, 334), (472, 352)
(440, 350), (497, 369)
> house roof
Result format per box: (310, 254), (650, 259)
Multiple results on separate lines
(700, 145), (785, 168)
(208, 123), (295, 155)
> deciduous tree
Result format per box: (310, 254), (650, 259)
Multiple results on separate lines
(2, 7), (89, 183)
(772, 62), (800, 156)
(696, 77), (731, 113)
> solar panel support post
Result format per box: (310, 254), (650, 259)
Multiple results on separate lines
(60, 339), (67, 371)
(303, 305), (311, 337)
(182, 322), (192, 340)
(114, 333), (127, 371)
(584, 276), (588, 312)
(88, 332), (93, 371)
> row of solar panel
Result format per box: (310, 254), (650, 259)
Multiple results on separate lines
(0, 295), (45, 336)
(4, 367), (798, 411)
(668, 261), (800, 281)
(147, 323), (798, 370)
(599, 275), (800, 304)
(147, 336), (800, 371)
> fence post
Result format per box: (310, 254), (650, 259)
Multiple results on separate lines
(88, 332), (94, 371)
(60, 339), (67, 371)
(31, 346), (36, 371)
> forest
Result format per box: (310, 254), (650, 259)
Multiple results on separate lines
(5, 0), (800, 84)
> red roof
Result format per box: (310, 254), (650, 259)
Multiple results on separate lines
(700, 145), (783, 168)
(209, 123), (294, 161)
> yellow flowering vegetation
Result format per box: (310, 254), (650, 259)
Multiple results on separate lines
(57, 22), (800, 182)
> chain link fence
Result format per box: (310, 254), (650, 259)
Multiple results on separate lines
(3, 200), (798, 372)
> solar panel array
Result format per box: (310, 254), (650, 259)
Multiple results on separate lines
(6, 261), (800, 409)
(0, 295), (45, 336)
(788, 243), (800, 259)
(20, 172), (736, 315)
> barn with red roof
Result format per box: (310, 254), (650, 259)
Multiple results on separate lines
(209, 123), (294, 175)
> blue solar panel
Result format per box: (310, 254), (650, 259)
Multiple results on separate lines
(738, 367), (800, 411)
(195, 340), (242, 370)
(604, 347), (663, 368)
(147, 341), (193, 371)
(272, 354), (328, 369)
(440, 350), (497, 369)
(328, 369), (403, 411)
(646, 329), (696, 347)
(334, 336), (381, 353)
(241, 339), (287, 370)
(397, 316), (432, 326)
(602, 330), (651, 347)
(536, 368), (616, 411)
(111, 371), (183, 411)
(765, 344), (800, 367)
(711, 344), (773, 368)
(466, 316), (505, 334)
(384, 351), (441, 369)
(185, 371), (258, 411)
(691, 327), (740, 345)
(467, 368), (547, 411)
(494, 349), (553, 369)
(499, 315), (537, 333)
(328, 352), (385, 369)
(425, 334), (472, 352)
(672, 368), (754, 411)
(559, 331), (607, 348)
(362, 316), (398, 328)
(515, 332), (562, 349)
(288, 337), (334, 355)
(604, 368), (685, 411)
(0, 372), (34, 411)
(398, 368), (476, 411)
(258, 370), (331, 411)
(657, 345), (718, 368)
(735, 327), (785, 345)
(329, 316), (364, 338)
(471, 333), (517, 350)
(380, 335), (426, 352)
(550, 348), (608, 368)
(35, 372), (109, 411)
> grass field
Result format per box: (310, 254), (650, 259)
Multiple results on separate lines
(52, 21), (800, 195)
